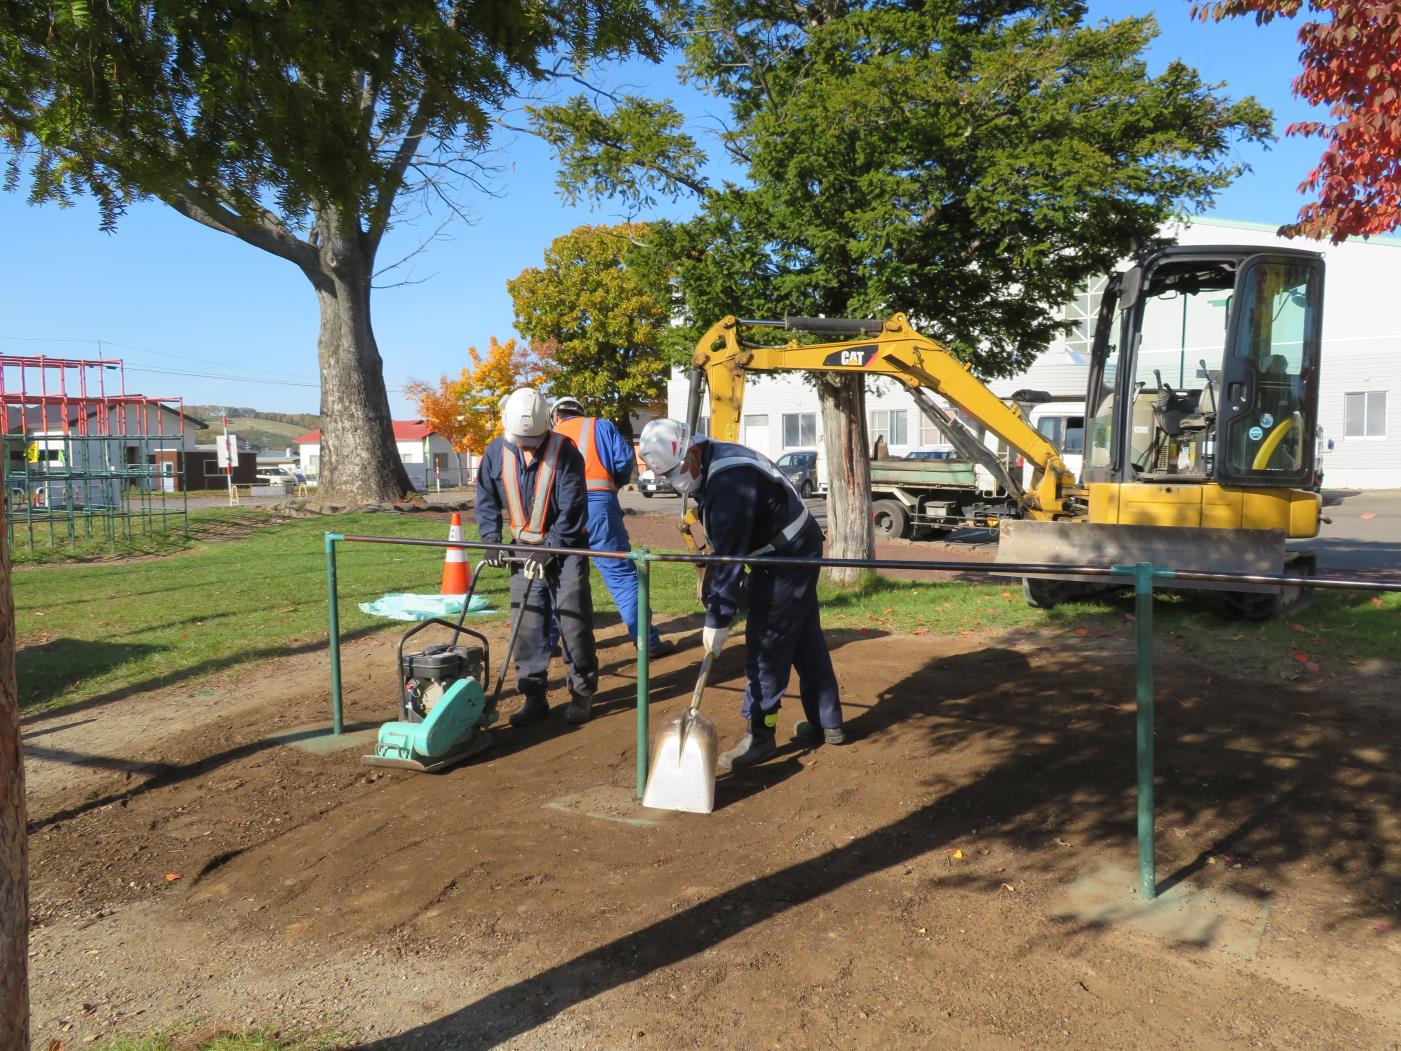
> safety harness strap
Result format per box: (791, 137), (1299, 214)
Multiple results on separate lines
(501, 433), (562, 544)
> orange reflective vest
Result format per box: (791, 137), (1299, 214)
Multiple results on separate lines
(501, 433), (564, 544)
(553, 416), (616, 493)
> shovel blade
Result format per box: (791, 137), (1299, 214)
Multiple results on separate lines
(642, 711), (718, 814)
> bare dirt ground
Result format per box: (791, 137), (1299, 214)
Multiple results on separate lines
(22, 592), (1401, 1050)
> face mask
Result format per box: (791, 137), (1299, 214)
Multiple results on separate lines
(511, 434), (543, 450)
(669, 463), (700, 494)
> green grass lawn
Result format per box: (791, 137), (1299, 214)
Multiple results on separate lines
(96, 1028), (342, 1051)
(12, 508), (1400, 715)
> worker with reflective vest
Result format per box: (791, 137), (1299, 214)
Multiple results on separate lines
(551, 396), (673, 657)
(476, 388), (599, 726)
(638, 418), (844, 769)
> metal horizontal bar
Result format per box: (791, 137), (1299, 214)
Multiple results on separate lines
(333, 533), (1401, 594)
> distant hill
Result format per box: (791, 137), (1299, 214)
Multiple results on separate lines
(188, 406), (319, 451)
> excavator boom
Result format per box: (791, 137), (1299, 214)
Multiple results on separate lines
(689, 313), (1076, 520)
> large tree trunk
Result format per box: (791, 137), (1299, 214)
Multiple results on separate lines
(306, 234), (413, 505)
(818, 374), (874, 586)
(0, 495), (28, 1051)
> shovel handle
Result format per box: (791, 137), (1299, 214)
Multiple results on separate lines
(689, 651), (714, 716)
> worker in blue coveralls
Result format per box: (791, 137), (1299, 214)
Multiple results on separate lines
(638, 417), (844, 769)
(551, 396), (675, 657)
(477, 388), (599, 726)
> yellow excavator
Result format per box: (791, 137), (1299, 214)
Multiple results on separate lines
(684, 245), (1326, 617)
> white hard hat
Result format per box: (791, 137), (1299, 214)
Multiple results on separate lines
(551, 396), (585, 420)
(502, 388), (549, 441)
(639, 418), (693, 474)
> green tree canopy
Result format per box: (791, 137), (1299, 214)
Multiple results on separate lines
(0, 0), (666, 501)
(533, 0), (1272, 574)
(509, 222), (672, 438)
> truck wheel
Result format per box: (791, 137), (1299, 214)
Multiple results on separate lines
(872, 499), (909, 540)
(641, 491), (653, 499)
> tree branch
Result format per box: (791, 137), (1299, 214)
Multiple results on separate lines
(161, 185), (320, 272)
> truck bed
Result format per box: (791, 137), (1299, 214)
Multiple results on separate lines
(869, 459), (978, 488)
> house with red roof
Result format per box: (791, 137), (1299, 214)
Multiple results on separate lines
(292, 420), (474, 490)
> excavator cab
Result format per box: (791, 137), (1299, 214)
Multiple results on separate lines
(1083, 245), (1324, 497)
(1002, 245), (1326, 616)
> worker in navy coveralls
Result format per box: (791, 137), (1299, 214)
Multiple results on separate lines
(477, 388), (599, 726)
(638, 418), (844, 768)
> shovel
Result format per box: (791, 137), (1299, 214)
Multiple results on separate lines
(641, 651), (719, 814)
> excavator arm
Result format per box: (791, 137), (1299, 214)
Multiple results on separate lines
(688, 313), (1076, 520)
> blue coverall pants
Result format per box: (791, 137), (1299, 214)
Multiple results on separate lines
(586, 493), (661, 649)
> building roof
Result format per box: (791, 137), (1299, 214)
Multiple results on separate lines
(293, 420), (433, 444)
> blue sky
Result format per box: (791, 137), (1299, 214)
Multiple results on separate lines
(0, 1), (1321, 417)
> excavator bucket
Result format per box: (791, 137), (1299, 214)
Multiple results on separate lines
(996, 520), (1286, 592)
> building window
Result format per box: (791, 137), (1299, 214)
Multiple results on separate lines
(783, 412), (817, 448)
(869, 409), (908, 446)
(308, 454), (320, 476)
(204, 460), (226, 477)
(1064, 275), (1109, 357)
(1344, 392), (1386, 437)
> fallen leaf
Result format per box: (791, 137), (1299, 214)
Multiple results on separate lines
(1294, 711), (1312, 719)
(1360, 512), (1376, 519)
(1304, 661), (1321, 673)
(1370, 596), (1384, 608)
(1124, 613), (1136, 622)
(1293, 652), (1310, 663)
(883, 608), (894, 614)
(1345, 658), (1362, 666)
(1229, 634), (1244, 641)
(950, 849), (965, 860)
(1291, 623), (1306, 633)
(1096, 630), (1111, 637)
(912, 628), (927, 636)
(1073, 628), (1088, 636)
(163, 872), (182, 882)
(1370, 923), (1394, 933)
(277, 607), (297, 614)
(32, 611), (45, 617)
(1000, 883), (1016, 892)
(1001, 591), (1012, 599)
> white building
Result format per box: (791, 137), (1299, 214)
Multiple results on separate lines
(294, 420), (475, 490)
(666, 217), (1401, 490)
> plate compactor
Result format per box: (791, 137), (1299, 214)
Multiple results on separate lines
(363, 559), (531, 773)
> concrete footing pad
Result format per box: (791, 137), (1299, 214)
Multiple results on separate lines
(544, 784), (678, 828)
(280, 724), (380, 755)
(1053, 864), (1272, 958)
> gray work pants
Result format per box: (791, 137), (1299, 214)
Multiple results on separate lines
(509, 553), (598, 701)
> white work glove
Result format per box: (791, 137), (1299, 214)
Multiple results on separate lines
(702, 625), (730, 656)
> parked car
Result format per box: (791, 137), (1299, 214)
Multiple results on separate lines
(776, 450), (820, 499)
(904, 446), (955, 462)
(637, 467), (675, 497)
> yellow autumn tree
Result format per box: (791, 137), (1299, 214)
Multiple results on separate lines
(406, 337), (549, 455)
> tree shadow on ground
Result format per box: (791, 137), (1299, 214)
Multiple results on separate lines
(17, 638), (164, 711)
(359, 643), (1400, 1049)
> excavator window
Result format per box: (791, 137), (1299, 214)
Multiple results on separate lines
(1220, 260), (1320, 480)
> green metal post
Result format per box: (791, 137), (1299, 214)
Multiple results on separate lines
(1134, 561), (1156, 899)
(635, 550), (651, 799)
(325, 533), (344, 735)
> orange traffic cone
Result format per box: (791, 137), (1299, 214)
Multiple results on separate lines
(441, 512), (471, 595)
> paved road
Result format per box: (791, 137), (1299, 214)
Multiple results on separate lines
(182, 483), (1400, 578)
(619, 487), (1401, 578)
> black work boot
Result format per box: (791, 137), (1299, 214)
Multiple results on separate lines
(793, 720), (846, 746)
(509, 692), (550, 727)
(718, 714), (778, 770)
(563, 693), (593, 725)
